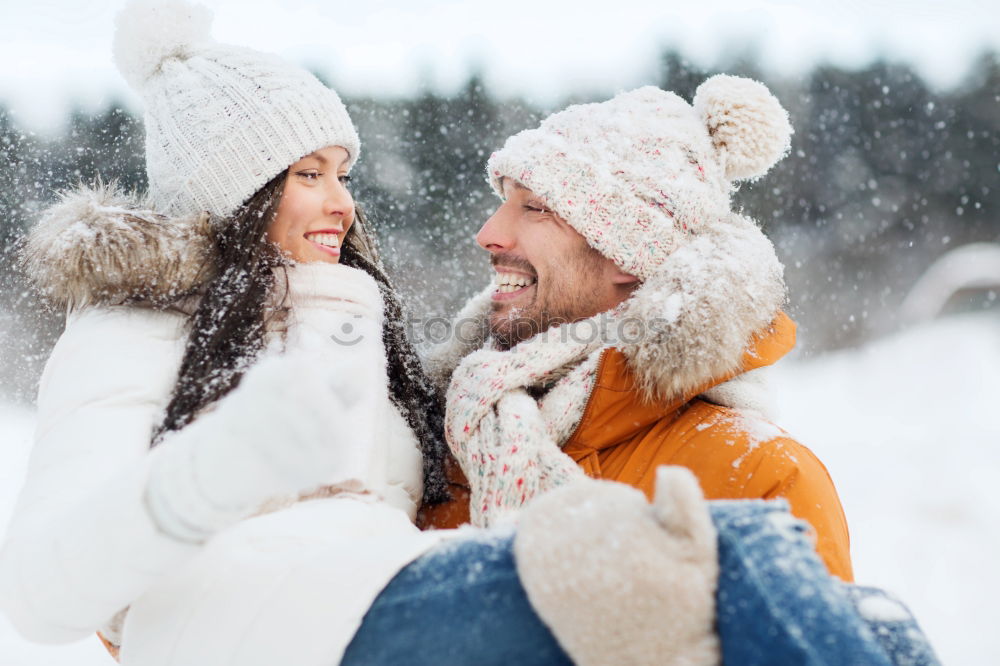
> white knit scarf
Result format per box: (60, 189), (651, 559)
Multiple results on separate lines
(445, 312), (626, 527)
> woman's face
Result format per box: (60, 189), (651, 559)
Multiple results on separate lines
(267, 145), (354, 264)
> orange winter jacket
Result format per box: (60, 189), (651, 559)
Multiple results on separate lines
(420, 314), (854, 582)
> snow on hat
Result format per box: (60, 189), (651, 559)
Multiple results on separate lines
(486, 75), (792, 281)
(113, 0), (360, 219)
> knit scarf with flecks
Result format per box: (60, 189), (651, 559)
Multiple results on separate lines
(443, 301), (630, 527)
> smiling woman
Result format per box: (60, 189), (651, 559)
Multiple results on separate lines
(0, 1), (454, 663)
(266, 147), (355, 263)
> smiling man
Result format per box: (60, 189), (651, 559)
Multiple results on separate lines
(486, 179), (640, 349)
(420, 75), (854, 582)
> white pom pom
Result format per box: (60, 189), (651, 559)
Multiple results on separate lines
(693, 74), (793, 181)
(112, 0), (214, 88)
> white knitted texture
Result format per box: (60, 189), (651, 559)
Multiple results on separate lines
(445, 320), (613, 527)
(486, 78), (792, 281)
(114, 1), (360, 219)
(694, 75), (793, 181)
(112, 0), (212, 88)
(537, 349), (602, 443)
(514, 468), (720, 666)
(143, 45), (359, 218)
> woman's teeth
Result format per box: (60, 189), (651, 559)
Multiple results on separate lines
(494, 272), (536, 293)
(305, 232), (339, 248)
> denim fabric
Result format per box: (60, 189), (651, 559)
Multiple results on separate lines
(843, 585), (941, 666)
(712, 500), (899, 666)
(343, 502), (937, 666)
(341, 527), (573, 665)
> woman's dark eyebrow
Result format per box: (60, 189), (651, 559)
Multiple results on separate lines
(302, 152), (352, 168)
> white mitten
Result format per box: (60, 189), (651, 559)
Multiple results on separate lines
(145, 350), (373, 542)
(514, 467), (721, 666)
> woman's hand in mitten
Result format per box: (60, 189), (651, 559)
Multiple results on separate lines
(145, 351), (374, 542)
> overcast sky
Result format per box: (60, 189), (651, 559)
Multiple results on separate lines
(1, 0), (998, 132)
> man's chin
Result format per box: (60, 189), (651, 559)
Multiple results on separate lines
(489, 308), (547, 349)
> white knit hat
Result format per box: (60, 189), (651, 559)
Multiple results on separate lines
(487, 76), (792, 281)
(112, 0), (360, 218)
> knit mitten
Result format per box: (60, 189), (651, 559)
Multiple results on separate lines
(514, 466), (720, 666)
(145, 350), (372, 542)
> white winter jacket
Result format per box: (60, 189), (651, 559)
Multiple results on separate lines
(0, 188), (446, 665)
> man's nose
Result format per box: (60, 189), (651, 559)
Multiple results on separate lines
(476, 207), (514, 252)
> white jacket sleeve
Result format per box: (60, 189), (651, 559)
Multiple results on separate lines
(0, 267), (395, 645)
(0, 307), (198, 644)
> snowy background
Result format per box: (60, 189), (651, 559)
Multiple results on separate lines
(2, 0), (999, 663)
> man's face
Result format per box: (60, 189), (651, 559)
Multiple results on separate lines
(476, 179), (638, 350)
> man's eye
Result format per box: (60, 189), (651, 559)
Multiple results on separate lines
(523, 204), (550, 213)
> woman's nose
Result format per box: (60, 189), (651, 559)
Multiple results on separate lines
(324, 184), (354, 223)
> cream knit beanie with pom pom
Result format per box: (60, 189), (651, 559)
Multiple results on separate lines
(487, 76), (792, 281)
(113, 0), (360, 218)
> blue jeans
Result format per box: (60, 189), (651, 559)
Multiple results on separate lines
(710, 500), (939, 665)
(342, 502), (939, 665)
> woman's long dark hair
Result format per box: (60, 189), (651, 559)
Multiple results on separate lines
(153, 171), (450, 504)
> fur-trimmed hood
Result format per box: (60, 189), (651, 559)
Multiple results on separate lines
(427, 209), (788, 405)
(21, 184), (215, 310)
(22, 183), (387, 313)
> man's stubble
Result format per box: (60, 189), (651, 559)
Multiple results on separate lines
(490, 243), (610, 351)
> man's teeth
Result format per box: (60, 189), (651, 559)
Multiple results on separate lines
(494, 272), (536, 293)
(306, 233), (339, 248)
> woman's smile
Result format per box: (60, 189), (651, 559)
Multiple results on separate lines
(304, 230), (342, 257)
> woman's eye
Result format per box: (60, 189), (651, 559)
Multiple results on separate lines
(338, 174), (352, 185)
(296, 171), (321, 180)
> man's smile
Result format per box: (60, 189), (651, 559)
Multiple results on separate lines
(492, 268), (537, 300)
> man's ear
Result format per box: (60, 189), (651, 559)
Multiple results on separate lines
(611, 268), (640, 286)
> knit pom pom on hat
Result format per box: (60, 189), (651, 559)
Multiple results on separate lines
(694, 74), (793, 181)
(112, 0), (213, 88)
